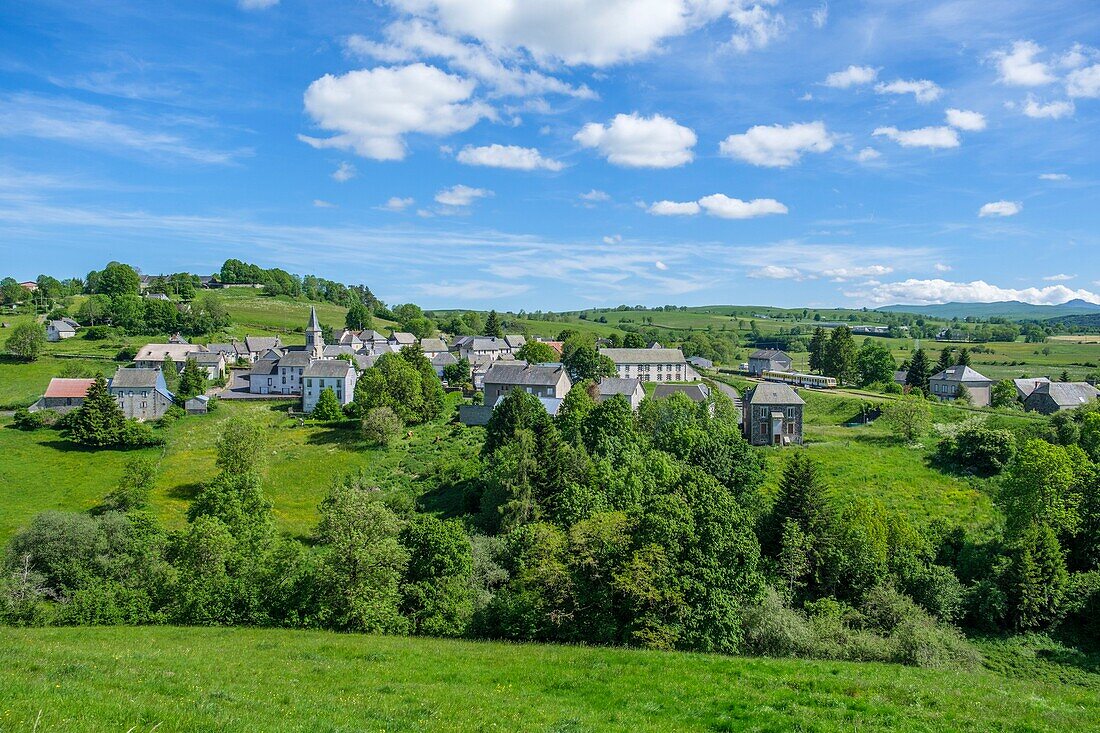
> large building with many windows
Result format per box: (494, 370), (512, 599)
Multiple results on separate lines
(598, 348), (697, 383)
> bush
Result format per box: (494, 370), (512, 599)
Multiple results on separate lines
(12, 408), (44, 431)
(362, 406), (403, 446)
(935, 419), (1016, 476)
(120, 419), (165, 447)
(158, 404), (187, 426)
(83, 325), (110, 340)
(116, 345), (138, 361)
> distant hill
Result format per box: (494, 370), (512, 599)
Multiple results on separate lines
(879, 299), (1100, 320)
(1048, 312), (1100, 328)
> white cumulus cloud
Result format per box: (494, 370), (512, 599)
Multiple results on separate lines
(381, 196), (415, 211)
(857, 279), (1100, 306)
(823, 65), (877, 88)
(992, 40), (1055, 86)
(574, 112), (696, 168)
(300, 63), (493, 160)
(856, 147), (880, 162)
(872, 126), (960, 149)
(435, 184), (492, 207)
(978, 200), (1021, 217)
(934, 263), (952, 273)
(875, 79), (942, 103)
(698, 194), (788, 219)
(332, 161), (356, 182)
(1023, 95), (1075, 119)
(1039, 173), (1069, 181)
(1042, 273), (1075, 282)
(1067, 64), (1100, 98)
(945, 108), (986, 131)
(655, 260), (669, 271)
(456, 144), (563, 171)
(648, 200), (701, 216)
(718, 121), (834, 167)
(580, 189), (610, 202)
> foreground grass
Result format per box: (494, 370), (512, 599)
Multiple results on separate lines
(0, 626), (1097, 732)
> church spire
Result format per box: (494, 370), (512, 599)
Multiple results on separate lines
(306, 306), (323, 359)
(306, 306), (321, 333)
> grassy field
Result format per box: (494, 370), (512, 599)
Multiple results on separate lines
(0, 626), (1097, 732)
(0, 394), (478, 543)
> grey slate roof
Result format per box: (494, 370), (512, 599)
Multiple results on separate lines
(931, 365), (993, 384)
(654, 383), (711, 402)
(304, 359), (353, 378)
(109, 367), (162, 389)
(599, 348), (687, 364)
(746, 382), (805, 405)
(249, 359), (279, 376)
(749, 349), (791, 361)
(390, 331), (416, 345)
(1032, 382), (1099, 407)
(278, 351), (313, 368)
(504, 335), (527, 348)
(49, 319), (77, 333)
(306, 306), (321, 332)
(185, 351), (225, 365)
(1013, 377), (1050, 398)
(484, 362), (566, 386)
(432, 352), (459, 367)
(245, 336), (282, 353)
(471, 337), (511, 351)
(420, 338), (448, 353)
(598, 377), (642, 397)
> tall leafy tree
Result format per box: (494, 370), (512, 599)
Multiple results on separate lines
(312, 388), (345, 421)
(808, 327), (826, 374)
(401, 515), (474, 636)
(344, 299), (372, 331)
(563, 344), (615, 382)
(516, 340), (556, 364)
(855, 339), (896, 386)
(5, 322), (46, 361)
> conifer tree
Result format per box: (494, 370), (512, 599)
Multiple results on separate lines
(65, 374), (124, 447)
(936, 347), (953, 374)
(178, 358), (206, 399)
(905, 348), (931, 393)
(485, 309), (503, 338)
(808, 327), (826, 373)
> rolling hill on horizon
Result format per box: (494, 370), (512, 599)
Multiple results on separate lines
(878, 299), (1100, 321)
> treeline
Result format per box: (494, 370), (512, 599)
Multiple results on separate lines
(218, 259), (384, 314)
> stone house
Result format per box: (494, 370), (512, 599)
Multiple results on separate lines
(1013, 377), (1051, 402)
(302, 359), (357, 413)
(743, 382), (804, 446)
(109, 368), (174, 421)
(929, 366), (993, 407)
(597, 377), (645, 410)
(483, 362), (572, 406)
(135, 343), (206, 371)
(1024, 382), (1100, 414)
(30, 378), (96, 413)
(747, 349), (793, 376)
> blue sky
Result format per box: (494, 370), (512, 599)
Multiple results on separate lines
(1, 0), (1098, 310)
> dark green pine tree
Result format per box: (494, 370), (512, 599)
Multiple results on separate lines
(485, 309), (503, 338)
(765, 453), (831, 554)
(936, 347), (953, 374)
(957, 347), (971, 367)
(65, 374), (124, 447)
(178, 358), (207, 399)
(808, 327), (826, 374)
(1011, 523), (1069, 630)
(906, 348), (931, 394)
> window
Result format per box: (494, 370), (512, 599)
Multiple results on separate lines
(760, 424), (767, 435)
(786, 407), (796, 419)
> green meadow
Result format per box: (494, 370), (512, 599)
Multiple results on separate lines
(0, 625), (1097, 733)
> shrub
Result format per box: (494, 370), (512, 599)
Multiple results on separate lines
(12, 408), (44, 431)
(312, 387), (345, 422)
(83, 325), (110, 340)
(116, 345), (138, 361)
(158, 404), (187, 427)
(120, 419), (165, 447)
(362, 406), (403, 446)
(934, 418), (1016, 476)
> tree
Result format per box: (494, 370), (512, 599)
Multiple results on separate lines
(516, 341), (556, 364)
(5, 322), (46, 361)
(1060, 370), (1071, 383)
(401, 515), (474, 636)
(881, 395), (932, 442)
(1009, 523), (1069, 630)
(315, 476), (409, 633)
(95, 262), (140, 297)
(954, 383), (972, 405)
(76, 294), (110, 326)
(999, 439), (1080, 539)
(312, 388), (345, 421)
(808, 327), (826, 373)
(905, 348), (931, 393)
(936, 348), (953, 375)
(345, 299), (372, 331)
(442, 357), (471, 386)
(991, 379), (1019, 409)
(64, 375), (124, 447)
(362, 406), (403, 446)
(855, 339), (896, 387)
(177, 358), (206, 399)
(485, 310), (503, 338)
(101, 456), (157, 512)
(563, 344), (615, 382)
(214, 416), (267, 477)
(957, 348), (971, 367)
(623, 332), (646, 349)
(822, 326), (857, 384)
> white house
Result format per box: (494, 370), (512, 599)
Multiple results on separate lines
(599, 348), (696, 383)
(46, 318), (79, 341)
(302, 359), (357, 413)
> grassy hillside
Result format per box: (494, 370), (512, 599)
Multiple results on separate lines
(0, 394), (478, 543)
(1, 626), (1097, 732)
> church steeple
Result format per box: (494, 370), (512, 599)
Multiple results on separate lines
(306, 306), (324, 359)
